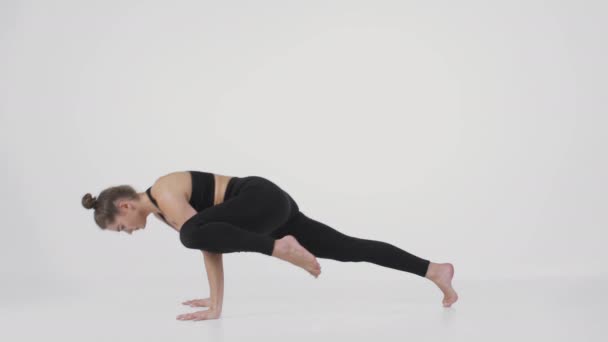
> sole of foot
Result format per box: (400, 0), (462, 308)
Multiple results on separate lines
(273, 235), (321, 278)
(426, 262), (458, 307)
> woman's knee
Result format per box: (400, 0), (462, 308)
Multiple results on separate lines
(179, 219), (212, 249)
(179, 222), (195, 249)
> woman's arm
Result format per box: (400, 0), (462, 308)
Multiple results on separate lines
(202, 250), (224, 313)
(151, 184), (226, 321)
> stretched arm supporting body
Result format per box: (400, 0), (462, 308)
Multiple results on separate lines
(152, 189), (226, 316)
(202, 250), (224, 313)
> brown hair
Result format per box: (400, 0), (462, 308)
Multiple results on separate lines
(81, 185), (139, 229)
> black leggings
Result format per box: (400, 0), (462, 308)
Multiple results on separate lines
(179, 176), (431, 277)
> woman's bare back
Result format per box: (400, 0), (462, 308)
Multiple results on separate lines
(150, 171), (234, 230)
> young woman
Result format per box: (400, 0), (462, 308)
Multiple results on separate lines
(81, 170), (458, 321)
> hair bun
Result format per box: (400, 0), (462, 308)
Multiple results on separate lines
(82, 193), (97, 210)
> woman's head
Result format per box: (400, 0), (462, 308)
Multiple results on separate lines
(82, 185), (147, 234)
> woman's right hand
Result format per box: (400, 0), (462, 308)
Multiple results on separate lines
(182, 297), (212, 307)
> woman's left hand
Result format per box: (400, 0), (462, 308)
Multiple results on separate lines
(176, 308), (221, 321)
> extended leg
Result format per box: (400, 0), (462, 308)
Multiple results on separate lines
(272, 212), (431, 277)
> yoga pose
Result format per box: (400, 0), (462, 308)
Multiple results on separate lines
(81, 171), (458, 321)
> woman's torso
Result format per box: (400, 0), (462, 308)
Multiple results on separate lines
(150, 171), (233, 230)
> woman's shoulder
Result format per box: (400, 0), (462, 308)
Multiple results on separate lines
(150, 171), (194, 199)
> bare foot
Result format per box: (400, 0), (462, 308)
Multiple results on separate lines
(425, 262), (458, 307)
(272, 235), (321, 278)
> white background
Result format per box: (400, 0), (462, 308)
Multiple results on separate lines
(1, 0), (606, 341)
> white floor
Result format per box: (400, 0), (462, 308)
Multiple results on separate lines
(2, 273), (606, 341)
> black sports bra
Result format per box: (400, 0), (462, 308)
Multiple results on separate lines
(145, 171), (216, 225)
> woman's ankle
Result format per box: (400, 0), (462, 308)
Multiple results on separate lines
(425, 262), (437, 279)
(271, 238), (285, 257)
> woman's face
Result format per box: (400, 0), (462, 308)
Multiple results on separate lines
(108, 199), (147, 234)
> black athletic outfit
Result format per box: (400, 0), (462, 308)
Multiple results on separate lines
(146, 171), (430, 277)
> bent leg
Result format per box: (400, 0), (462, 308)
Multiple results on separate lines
(180, 219), (275, 255)
(272, 212), (430, 277)
(178, 176), (297, 255)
